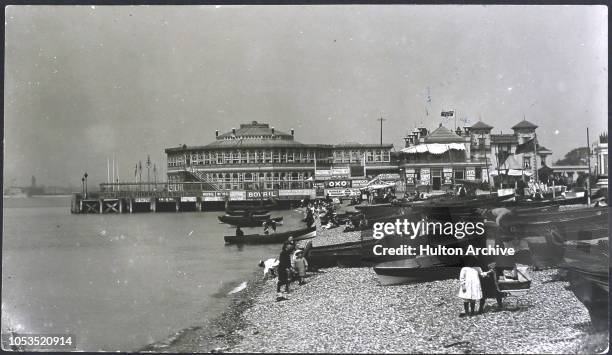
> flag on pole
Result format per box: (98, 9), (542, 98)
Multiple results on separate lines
(134, 163), (138, 177)
(146, 155), (151, 167)
(441, 111), (454, 117)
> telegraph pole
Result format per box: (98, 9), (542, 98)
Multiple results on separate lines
(377, 117), (386, 146)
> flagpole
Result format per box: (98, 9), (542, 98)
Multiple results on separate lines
(107, 157), (110, 185)
(112, 154), (115, 192)
(586, 127), (592, 206)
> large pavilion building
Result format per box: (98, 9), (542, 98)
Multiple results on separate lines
(164, 121), (397, 200)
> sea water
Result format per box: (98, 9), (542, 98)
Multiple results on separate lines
(2, 196), (303, 351)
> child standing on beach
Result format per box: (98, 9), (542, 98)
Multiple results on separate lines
(458, 266), (483, 317)
(292, 250), (308, 285)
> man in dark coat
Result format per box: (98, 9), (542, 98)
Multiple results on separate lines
(277, 243), (293, 297)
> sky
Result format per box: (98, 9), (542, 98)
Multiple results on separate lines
(4, 5), (608, 188)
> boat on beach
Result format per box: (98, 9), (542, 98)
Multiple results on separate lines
(224, 226), (316, 244)
(560, 237), (609, 331)
(217, 214), (283, 227)
(373, 255), (464, 286)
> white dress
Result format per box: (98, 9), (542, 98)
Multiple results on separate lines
(457, 267), (483, 300)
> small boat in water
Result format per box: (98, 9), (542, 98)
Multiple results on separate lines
(373, 255), (464, 286)
(224, 209), (270, 216)
(224, 226), (316, 244)
(218, 214), (283, 227)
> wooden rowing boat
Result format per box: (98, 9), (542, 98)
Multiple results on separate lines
(224, 226), (316, 245)
(217, 214), (283, 227)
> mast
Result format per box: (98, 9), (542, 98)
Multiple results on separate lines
(586, 127), (592, 206)
(532, 132), (539, 185)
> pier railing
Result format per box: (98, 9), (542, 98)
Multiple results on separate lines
(98, 182), (215, 198)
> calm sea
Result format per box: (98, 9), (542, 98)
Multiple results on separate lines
(2, 196), (302, 351)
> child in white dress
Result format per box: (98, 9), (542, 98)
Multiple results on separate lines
(458, 266), (483, 317)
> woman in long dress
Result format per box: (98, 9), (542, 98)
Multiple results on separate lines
(458, 266), (483, 317)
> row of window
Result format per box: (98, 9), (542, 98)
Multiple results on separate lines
(168, 150), (325, 167)
(167, 148), (392, 167)
(332, 149), (391, 163)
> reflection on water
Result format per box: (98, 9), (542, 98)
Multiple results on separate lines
(2, 196), (304, 351)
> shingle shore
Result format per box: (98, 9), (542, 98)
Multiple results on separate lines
(153, 217), (608, 353)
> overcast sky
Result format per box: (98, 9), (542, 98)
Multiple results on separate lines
(4, 5), (607, 188)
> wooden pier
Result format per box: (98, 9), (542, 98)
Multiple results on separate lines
(71, 182), (312, 214)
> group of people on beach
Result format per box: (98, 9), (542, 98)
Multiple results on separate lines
(457, 261), (515, 316)
(258, 235), (309, 301)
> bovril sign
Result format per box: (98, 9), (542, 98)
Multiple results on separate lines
(246, 190), (279, 200)
(325, 180), (351, 188)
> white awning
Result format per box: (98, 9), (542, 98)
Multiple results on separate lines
(401, 143), (466, 154)
(489, 169), (532, 177)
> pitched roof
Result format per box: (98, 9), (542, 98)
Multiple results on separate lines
(423, 125), (464, 143)
(512, 119), (538, 130)
(217, 121), (293, 139)
(469, 120), (493, 130)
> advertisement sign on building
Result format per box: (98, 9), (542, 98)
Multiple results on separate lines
(466, 168), (476, 180)
(246, 190), (279, 200)
(443, 168), (453, 185)
(330, 167), (350, 177)
(314, 170), (331, 179)
(325, 188), (359, 197)
(420, 168), (430, 185)
(135, 197), (150, 203)
(180, 197), (197, 202)
(351, 179), (369, 188)
(279, 189), (315, 197)
(202, 191), (228, 201)
(230, 190), (247, 201)
(325, 180), (351, 188)
(376, 173), (401, 181)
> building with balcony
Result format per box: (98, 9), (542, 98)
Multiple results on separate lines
(399, 118), (553, 193)
(164, 121), (396, 200)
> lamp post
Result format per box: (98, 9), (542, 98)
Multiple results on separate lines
(84, 172), (88, 199)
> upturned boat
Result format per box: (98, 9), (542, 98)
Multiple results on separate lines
(373, 255), (464, 286)
(224, 226), (316, 245)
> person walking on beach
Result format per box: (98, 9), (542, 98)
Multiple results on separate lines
(276, 243), (293, 299)
(305, 208), (314, 228)
(292, 250), (308, 285)
(458, 266), (483, 317)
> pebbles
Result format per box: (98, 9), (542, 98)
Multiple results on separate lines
(230, 268), (606, 353)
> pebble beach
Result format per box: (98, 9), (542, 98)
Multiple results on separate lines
(154, 217), (608, 354)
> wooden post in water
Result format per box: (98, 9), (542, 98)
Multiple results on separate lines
(99, 199), (103, 214)
(196, 198), (202, 212)
(150, 198), (156, 212)
(175, 199), (180, 212)
(119, 199), (123, 213)
(129, 199), (133, 213)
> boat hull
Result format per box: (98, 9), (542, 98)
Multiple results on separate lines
(373, 256), (464, 286)
(218, 215), (283, 227)
(224, 226), (316, 244)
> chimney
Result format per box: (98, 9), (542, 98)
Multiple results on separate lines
(291, 129), (294, 136)
(215, 130), (219, 137)
(232, 128), (236, 136)
(271, 127), (275, 135)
